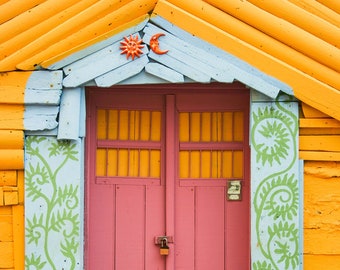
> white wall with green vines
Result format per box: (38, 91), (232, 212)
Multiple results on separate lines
(25, 136), (83, 270)
(251, 92), (302, 270)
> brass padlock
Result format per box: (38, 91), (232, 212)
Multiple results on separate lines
(160, 238), (169, 256)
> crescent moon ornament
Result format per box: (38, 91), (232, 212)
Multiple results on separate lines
(149, 33), (169, 55)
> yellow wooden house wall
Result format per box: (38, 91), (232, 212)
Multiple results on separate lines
(300, 103), (340, 268)
(0, 72), (26, 269)
(0, 1), (339, 269)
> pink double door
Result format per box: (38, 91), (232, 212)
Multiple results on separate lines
(86, 84), (250, 269)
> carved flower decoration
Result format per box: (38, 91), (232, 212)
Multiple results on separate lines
(120, 34), (144, 60)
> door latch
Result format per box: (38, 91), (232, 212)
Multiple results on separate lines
(227, 180), (242, 201)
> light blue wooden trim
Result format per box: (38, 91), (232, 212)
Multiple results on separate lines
(79, 88), (86, 138)
(144, 23), (233, 83)
(145, 62), (184, 83)
(95, 55), (149, 86)
(63, 33), (149, 88)
(26, 70), (63, 90)
(25, 137), (83, 269)
(148, 50), (211, 82)
(151, 16), (293, 97)
(46, 17), (149, 70)
(24, 105), (59, 131)
(299, 159), (304, 269)
(118, 70), (171, 85)
(25, 71), (62, 105)
(250, 90), (300, 269)
(58, 88), (82, 140)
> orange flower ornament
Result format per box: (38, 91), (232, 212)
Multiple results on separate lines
(120, 35), (144, 60)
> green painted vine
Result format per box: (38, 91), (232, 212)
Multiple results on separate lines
(251, 99), (300, 270)
(25, 137), (80, 270)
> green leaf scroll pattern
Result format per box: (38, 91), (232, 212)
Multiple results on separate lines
(252, 101), (299, 270)
(25, 137), (80, 270)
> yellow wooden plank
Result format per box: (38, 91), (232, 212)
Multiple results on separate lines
(153, 1), (340, 121)
(301, 103), (329, 118)
(316, 0), (340, 14)
(304, 254), (340, 270)
(0, 104), (24, 130)
(304, 171), (340, 229)
(41, 14), (150, 69)
(304, 160), (340, 179)
(299, 118), (340, 128)
(288, 0), (340, 28)
(16, 170), (24, 204)
(12, 205), (24, 270)
(0, 215), (12, 241)
(0, 242), (13, 268)
(0, 206), (11, 215)
(0, 72), (30, 104)
(4, 189), (18, 206)
(305, 228), (340, 255)
(300, 128), (340, 136)
(300, 135), (340, 151)
(0, 150), (24, 170)
(299, 151), (340, 161)
(168, 0), (340, 91)
(195, 0), (340, 73)
(0, 130), (23, 149)
(0, 0), (94, 54)
(0, 0), (47, 25)
(247, 0), (340, 48)
(6, 0), (153, 71)
(0, 171), (17, 186)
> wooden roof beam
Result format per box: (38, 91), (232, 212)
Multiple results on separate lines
(162, 0), (340, 91)
(204, 0), (340, 73)
(246, 0), (340, 48)
(153, 0), (340, 120)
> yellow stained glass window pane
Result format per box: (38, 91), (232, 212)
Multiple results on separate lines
(179, 113), (189, 142)
(117, 149), (128, 176)
(179, 151), (189, 178)
(150, 111), (161, 141)
(222, 112), (233, 142)
(108, 110), (118, 140)
(150, 150), (161, 178)
(234, 112), (244, 141)
(201, 112), (211, 142)
(118, 110), (129, 140)
(222, 151), (233, 178)
(107, 149), (118, 176)
(96, 149), (106, 176)
(233, 151), (243, 178)
(97, 109), (107, 139)
(190, 113), (201, 142)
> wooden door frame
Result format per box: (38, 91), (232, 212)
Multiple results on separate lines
(84, 82), (251, 269)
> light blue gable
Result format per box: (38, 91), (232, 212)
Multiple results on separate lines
(24, 17), (301, 270)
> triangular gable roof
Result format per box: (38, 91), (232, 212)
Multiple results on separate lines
(0, 0), (339, 119)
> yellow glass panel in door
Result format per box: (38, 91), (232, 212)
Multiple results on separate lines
(179, 111), (244, 179)
(96, 109), (161, 178)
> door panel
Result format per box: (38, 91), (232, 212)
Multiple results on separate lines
(175, 93), (249, 270)
(86, 87), (250, 269)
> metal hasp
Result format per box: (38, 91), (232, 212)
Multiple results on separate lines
(227, 180), (242, 201)
(154, 236), (174, 245)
